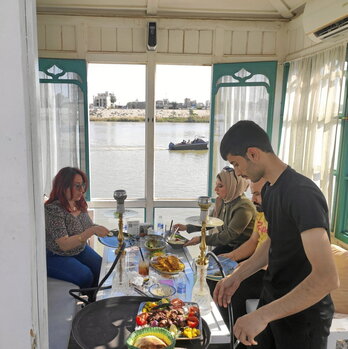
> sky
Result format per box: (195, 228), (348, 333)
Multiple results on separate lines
(87, 63), (212, 106)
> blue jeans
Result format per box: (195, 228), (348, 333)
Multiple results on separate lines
(46, 245), (102, 288)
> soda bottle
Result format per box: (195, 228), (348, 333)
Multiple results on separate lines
(175, 272), (187, 302)
(157, 215), (164, 235)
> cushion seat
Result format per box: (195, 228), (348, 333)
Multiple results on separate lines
(47, 277), (78, 349)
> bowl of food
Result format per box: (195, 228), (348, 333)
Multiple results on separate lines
(148, 284), (176, 299)
(167, 234), (188, 250)
(127, 327), (175, 349)
(144, 238), (166, 251)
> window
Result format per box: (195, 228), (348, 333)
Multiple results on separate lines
(88, 64), (146, 199)
(38, 58), (89, 198)
(209, 61), (277, 194)
(279, 45), (347, 238)
(87, 63), (211, 225)
(154, 65), (211, 199)
(333, 53), (348, 243)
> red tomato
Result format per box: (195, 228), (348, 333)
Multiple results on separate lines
(135, 313), (148, 326)
(188, 306), (199, 316)
(187, 315), (199, 328)
(170, 298), (185, 308)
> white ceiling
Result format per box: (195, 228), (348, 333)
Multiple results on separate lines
(37, 0), (307, 20)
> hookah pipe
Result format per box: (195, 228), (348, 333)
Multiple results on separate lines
(196, 196), (235, 349)
(193, 196), (211, 314)
(92, 190), (127, 300)
(197, 196), (211, 266)
(70, 190), (127, 304)
(112, 190), (127, 287)
(114, 190), (127, 255)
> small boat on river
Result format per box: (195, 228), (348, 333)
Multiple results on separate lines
(168, 138), (208, 150)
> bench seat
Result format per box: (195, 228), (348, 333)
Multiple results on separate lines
(47, 277), (78, 349)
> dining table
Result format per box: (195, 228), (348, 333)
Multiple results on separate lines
(97, 237), (231, 344)
(71, 235), (231, 349)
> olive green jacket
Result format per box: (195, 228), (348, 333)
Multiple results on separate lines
(187, 195), (256, 249)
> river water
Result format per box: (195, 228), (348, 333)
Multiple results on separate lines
(90, 121), (210, 199)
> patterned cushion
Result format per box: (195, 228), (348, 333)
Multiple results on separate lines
(331, 244), (348, 314)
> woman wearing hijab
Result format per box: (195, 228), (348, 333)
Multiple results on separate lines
(174, 167), (256, 254)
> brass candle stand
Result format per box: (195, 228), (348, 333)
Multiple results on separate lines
(197, 196), (212, 266)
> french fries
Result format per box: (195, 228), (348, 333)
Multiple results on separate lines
(152, 255), (185, 273)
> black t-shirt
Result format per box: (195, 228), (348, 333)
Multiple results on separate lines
(261, 166), (333, 314)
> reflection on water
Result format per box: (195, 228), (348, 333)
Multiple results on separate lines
(90, 122), (209, 199)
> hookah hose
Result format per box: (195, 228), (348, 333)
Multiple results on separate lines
(92, 241), (126, 300)
(69, 241), (126, 304)
(206, 251), (235, 349)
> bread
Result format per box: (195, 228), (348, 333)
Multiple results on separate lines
(134, 335), (167, 349)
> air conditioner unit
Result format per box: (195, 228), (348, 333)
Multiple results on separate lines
(303, 0), (348, 42)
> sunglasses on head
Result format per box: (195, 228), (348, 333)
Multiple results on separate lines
(223, 166), (238, 180)
(223, 166), (234, 172)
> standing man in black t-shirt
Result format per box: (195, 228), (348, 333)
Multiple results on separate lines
(213, 120), (339, 349)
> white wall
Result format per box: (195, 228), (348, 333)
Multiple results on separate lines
(0, 0), (48, 348)
(285, 14), (348, 61)
(37, 15), (286, 64)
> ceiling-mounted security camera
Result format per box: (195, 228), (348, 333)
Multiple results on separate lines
(147, 22), (157, 51)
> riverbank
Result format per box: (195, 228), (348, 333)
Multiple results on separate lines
(89, 108), (210, 122)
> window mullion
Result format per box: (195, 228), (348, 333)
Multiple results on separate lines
(145, 55), (156, 223)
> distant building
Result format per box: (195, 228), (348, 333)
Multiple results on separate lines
(184, 98), (197, 108)
(127, 100), (146, 109)
(93, 91), (116, 108)
(184, 98), (191, 108)
(156, 99), (170, 109)
(156, 100), (164, 109)
(156, 98), (206, 110)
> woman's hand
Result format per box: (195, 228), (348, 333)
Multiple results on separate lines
(173, 223), (187, 232)
(184, 236), (200, 246)
(93, 225), (109, 237)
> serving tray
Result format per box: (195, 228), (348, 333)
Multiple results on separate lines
(136, 301), (202, 341)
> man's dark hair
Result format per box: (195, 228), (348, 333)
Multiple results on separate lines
(220, 120), (274, 160)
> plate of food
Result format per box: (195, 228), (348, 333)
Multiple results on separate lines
(144, 238), (166, 252)
(206, 255), (238, 281)
(135, 298), (201, 340)
(127, 327), (176, 349)
(150, 255), (185, 275)
(167, 234), (188, 249)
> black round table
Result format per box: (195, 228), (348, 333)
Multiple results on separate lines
(72, 296), (211, 349)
